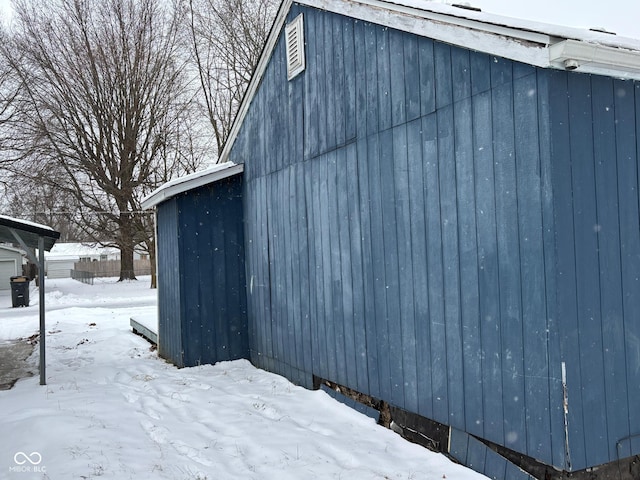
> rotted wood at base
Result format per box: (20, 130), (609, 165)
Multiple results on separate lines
(313, 375), (639, 479)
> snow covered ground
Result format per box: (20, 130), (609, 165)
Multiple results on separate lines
(0, 277), (487, 479)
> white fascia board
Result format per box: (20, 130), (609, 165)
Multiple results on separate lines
(302, 0), (553, 63)
(549, 40), (640, 80)
(310, 0), (554, 44)
(141, 163), (244, 210)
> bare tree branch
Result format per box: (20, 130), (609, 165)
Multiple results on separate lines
(186, 0), (278, 156)
(2, 0), (206, 283)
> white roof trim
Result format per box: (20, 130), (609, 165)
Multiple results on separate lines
(141, 162), (244, 209)
(549, 40), (640, 78)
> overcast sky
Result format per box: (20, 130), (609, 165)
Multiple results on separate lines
(0, 0), (638, 39)
(470, 0), (639, 38)
(0, 0), (10, 24)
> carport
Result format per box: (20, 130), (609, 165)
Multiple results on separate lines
(0, 215), (60, 385)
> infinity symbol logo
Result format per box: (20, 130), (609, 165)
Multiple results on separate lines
(13, 452), (42, 465)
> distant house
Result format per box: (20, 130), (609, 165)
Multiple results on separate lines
(0, 245), (24, 290)
(143, 2), (640, 479)
(45, 243), (120, 279)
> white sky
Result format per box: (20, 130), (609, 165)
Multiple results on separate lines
(0, 0), (9, 25)
(469, 0), (640, 39)
(0, 0), (637, 39)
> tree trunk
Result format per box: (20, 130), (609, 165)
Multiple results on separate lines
(119, 243), (137, 281)
(117, 215), (137, 282)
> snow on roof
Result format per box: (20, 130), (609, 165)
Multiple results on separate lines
(0, 214), (55, 232)
(0, 215), (60, 251)
(46, 242), (120, 260)
(141, 162), (243, 209)
(385, 0), (640, 49)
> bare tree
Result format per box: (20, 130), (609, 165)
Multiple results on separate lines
(2, 180), (86, 242)
(2, 0), (207, 283)
(0, 25), (23, 170)
(186, 0), (278, 156)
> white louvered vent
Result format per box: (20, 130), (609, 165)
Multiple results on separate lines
(285, 14), (305, 80)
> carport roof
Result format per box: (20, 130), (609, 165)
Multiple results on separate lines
(0, 215), (60, 251)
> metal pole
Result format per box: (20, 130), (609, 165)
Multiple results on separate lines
(39, 236), (46, 386)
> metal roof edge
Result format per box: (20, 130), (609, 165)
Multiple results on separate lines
(141, 163), (244, 210)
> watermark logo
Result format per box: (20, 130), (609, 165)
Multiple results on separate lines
(13, 452), (41, 465)
(9, 452), (46, 473)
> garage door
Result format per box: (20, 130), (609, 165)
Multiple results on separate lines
(0, 260), (17, 290)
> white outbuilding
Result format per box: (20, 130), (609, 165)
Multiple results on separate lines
(0, 245), (23, 290)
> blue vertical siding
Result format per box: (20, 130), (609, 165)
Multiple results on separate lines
(356, 136), (380, 397)
(619, 82), (640, 457)
(156, 175), (248, 369)
(493, 66), (527, 456)
(421, 111), (448, 424)
(536, 70), (566, 469)
(406, 117), (432, 420)
(548, 71), (640, 471)
(226, 4), (640, 475)
(156, 199), (183, 367)
(514, 72), (552, 464)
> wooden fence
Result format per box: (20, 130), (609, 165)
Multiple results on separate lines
(73, 259), (151, 278)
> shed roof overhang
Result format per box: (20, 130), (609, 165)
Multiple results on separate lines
(141, 162), (244, 209)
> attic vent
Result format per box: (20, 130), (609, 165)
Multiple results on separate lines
(285, 14), (305, 80)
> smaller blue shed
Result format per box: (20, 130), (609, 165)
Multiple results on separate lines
(142, 163), (248, 368)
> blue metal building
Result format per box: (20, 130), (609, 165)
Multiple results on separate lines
(143, 1), (640, 478)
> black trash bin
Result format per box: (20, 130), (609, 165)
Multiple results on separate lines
(10, 276), (30, 307)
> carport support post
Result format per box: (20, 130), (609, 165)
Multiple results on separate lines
(8, 228), (47, 385)
(38, 236), (45, 385)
